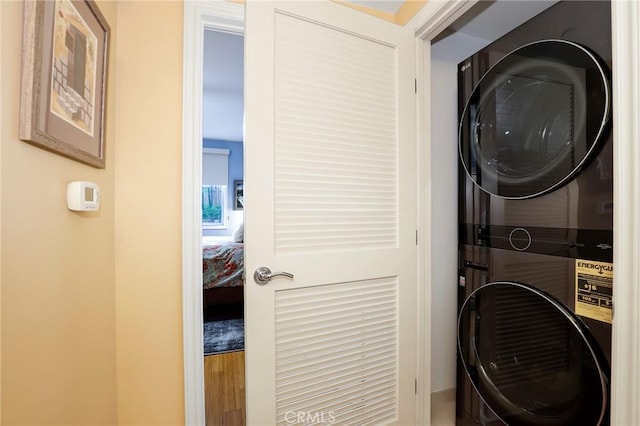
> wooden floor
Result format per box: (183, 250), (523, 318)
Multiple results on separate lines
(204, 351), (246, 426)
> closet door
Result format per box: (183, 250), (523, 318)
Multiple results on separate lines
(244, 1), (418, 424)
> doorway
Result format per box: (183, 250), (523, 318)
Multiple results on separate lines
(182, 2), (245, 425)
(201, 27), (246, 425)
(185, 1), (421, 424)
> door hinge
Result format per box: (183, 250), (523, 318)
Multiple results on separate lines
(414, 78), (417, 94)
(416, 230), (418, 245)
(415, 379), (418, 394)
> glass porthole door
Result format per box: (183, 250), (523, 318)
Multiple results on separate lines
(457, 282), (608, 425)
(459, 40), (610, 199)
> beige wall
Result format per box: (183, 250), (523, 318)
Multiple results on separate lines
(0, 2), (3, 422)
(0, 1), (4, 424)
(1, 2), (186, 423)
(113, 2), (184, 424)
(0, 0), (118, 424)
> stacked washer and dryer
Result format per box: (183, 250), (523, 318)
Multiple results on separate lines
(456, 1), (613, 425)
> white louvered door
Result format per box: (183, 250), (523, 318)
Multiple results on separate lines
(244, 2), (417, 424)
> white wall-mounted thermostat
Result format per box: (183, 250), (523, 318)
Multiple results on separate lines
(67, 181), (100, 211)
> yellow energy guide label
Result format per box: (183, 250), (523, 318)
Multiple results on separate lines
(575, 259), (613, 324)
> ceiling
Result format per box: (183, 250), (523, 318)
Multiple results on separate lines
(201, 0), (558, 142)
(440, 0), (558, 43)
(349, 1), (405, 14)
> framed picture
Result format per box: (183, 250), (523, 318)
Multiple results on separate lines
(234, 180), (244, 210)
(19, 0), (110, 168)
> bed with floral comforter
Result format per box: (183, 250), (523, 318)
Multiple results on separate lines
(202, 242), (244, 289)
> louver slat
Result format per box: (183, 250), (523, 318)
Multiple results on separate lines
(274, 12), (398, 254)
(275, 278), (398, 425)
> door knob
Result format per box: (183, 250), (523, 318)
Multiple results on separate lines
(253, 266), (294, 285)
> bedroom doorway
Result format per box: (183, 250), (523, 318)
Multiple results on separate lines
(181, 2), (246, 424)
(201, 27), (246, 425)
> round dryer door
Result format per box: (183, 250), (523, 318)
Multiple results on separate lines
(459, 39), (610, 199)
(457, 282), (608, 425)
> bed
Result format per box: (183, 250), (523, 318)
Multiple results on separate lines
(202, 241), (245, 312)
(203, 242), (244, 289)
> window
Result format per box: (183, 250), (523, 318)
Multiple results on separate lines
(202, 185), (226, 226)
(202, 148), (229, 228)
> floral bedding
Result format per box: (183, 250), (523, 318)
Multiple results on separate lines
(202, 242), (244, 289)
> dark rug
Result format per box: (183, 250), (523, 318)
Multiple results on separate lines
(204, 318), (244, 355)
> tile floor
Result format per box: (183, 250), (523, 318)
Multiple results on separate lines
(431, 388), (455, 426)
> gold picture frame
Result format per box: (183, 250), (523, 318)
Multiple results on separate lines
(19, 0), (110, 168)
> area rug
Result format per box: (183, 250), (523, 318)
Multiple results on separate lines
(204, 318), (244, 355)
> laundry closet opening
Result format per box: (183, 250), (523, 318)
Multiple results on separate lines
(427, 0), (563, 421)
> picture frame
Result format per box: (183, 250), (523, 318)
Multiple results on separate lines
(19, 0), (110, 168)
(234, 180), (244, 210)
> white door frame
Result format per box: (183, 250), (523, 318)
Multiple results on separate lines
(410, 0), (640, 424)
(608, 1), (640, 424)
(183, 1), (640, 425)
(411, 3), (479, 423)
(182, 2), (243, 425)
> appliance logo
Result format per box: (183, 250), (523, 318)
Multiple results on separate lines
(460, 61), (471, 72)
(577, 261), (613, 275)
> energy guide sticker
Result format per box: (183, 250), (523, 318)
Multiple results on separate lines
(575, 259), (613, 324)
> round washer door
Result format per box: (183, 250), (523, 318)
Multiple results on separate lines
(458, 282), (608, 425)
(459, 39), (610, 199)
